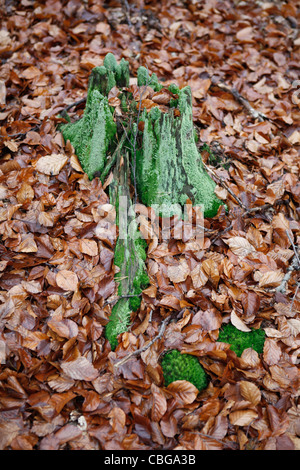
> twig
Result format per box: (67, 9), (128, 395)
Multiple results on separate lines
(100, 130), (127, 183)
(242, 203), (273, 217)
(211, 78), (268, 122)
(290, 284), (299, 312)
(202, 161), (247, 210)
(114, 315), (172, 368)
(276, 230), (300, 294)
(286, 229), (300, 267)
(121, 0), (133, 28)
(59, 98), (86, 120)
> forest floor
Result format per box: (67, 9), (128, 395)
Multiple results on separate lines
(0, 0), (299, 450)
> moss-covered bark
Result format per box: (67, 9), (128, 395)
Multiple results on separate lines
(105, 150), (149, 350)
(60, 53), (130, 180)
(61, 91), (116, 179)
(134, 85), (222, 218)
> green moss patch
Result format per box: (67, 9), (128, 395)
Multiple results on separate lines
(161, 349), (208, 391)
(218, 323), (266, 357)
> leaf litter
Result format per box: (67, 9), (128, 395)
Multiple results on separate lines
(0, 0), (299, 451)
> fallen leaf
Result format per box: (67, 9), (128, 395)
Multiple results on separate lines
(151, 384), (167, 422)
(225, 237), (256, 257)
(56, 270), (78, 291)
(79, 239), (99, 256)
(258, 270), (284, 288)
(167, 259), (189, 283)
(239, 380), (261, 406)
(231, 310), (251, 332)
(35, 154), (68, 176)
(167, 380), (198, 404)
(263, 338), (282, 366)
(61, 356), (99, 381)
(229, 409), (258, 426)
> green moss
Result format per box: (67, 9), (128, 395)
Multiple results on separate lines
(134, 86), (222, 218)
(106, 231), (149, 349)
(161, 350), (208, 391)
(105, 164), (149, 350)
(105, 298), (132, 350)
(137, 66), (163, 91)
(61, 89), (117, 179)
(218, 323), (266, 357)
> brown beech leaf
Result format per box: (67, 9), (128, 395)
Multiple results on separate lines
(35, 154), (68, 176)
(151, 88), (173, 105)
(239, 380), (261, 406)
(38, 211), (54, 227)
(167, 259), (189, 283)
(201, 258), (220, 286)
(151, 384), (167, 422)
(48, 318), (79, 339)
(61, 356), (99, 381)
(16, 183), (34, 204)
(108, 407), (126, 434)
(79, 239), (98, 256)
(229, 409), (258, 426)
(56, 270), (78, 291)
(225, 237), (255, 258)
(18, 236), (38, 253)
(263, 338), (282, 366)
(230, 310), (251, 332)
(167, 380), (198, 404)
(258, 270), (284, 288)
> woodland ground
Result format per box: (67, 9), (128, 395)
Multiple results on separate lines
(0, 0), (299, 450)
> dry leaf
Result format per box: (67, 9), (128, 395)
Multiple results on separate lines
(18, 236), (38, 253)
(258, 270), (284, 288)
(61, 356), (99, 381)
(229, 409), (258, 426)
(167, 380), (198, 404)
(263, 338), (282, 366)
(225, 237), (256, 258)
(151, 384), (167, 422)
(231, 310), (251, 332)
(79, 239), (99, 256)
(35, 154), (68, 175)
(56, 270), (78, 291)
(16, 183), (34, 204)
(240, 380), (261, 406)
(38, 211), (54, 227)
(167, 259), (189, 283)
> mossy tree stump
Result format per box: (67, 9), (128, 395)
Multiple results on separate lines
(59, 53), (223, 349)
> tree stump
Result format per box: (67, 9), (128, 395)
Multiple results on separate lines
(59, 54), (223, 349)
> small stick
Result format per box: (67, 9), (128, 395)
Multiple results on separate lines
(211, 79), (268, 122)
(121, 0), (133, 28)
(113, 315), (172, 368)
(202, 161), (247, 210)
(60, 98), (87, 120)
(276, 230), (300, 294)
(100, 131), (127, 183)
(286, 230), (300, 267)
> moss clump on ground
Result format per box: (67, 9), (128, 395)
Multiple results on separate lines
(218, 323), (266, 357)
(161, 349), (208, 391)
